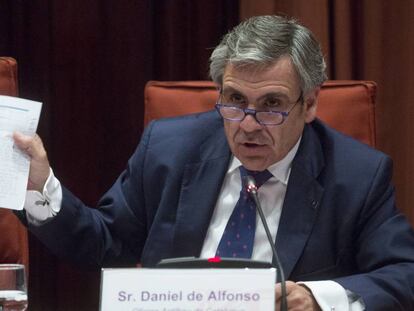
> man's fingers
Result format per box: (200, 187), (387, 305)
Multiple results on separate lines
(275, 281), (293, 308)
(275, 280), (295, 299)
(13, 132), (34, 153)
(13, 132), (46, 160)
(275, 281), (321, 311)
(13, 132), (51, 192)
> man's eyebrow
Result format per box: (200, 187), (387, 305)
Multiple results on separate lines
(257, 92), (290, 101)
(222, 88), (290, 100)
(221, 86), (244, 95)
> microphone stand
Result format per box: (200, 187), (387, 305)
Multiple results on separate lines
(245, 176), (288, 311)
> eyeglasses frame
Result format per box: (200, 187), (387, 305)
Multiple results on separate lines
(215, 90), (304, 126)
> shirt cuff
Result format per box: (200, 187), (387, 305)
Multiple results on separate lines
(299, 280), (365, 311)
(24, 168), (62, 225)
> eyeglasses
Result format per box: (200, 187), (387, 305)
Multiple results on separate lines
(215, 91), (303, 126)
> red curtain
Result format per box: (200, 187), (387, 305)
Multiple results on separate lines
(0, 1), (239, 310)
(241, 0), (414, 225)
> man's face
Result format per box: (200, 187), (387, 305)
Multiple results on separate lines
(221, 56), (319, 171)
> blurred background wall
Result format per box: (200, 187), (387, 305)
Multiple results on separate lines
(1, 0), (413, 310)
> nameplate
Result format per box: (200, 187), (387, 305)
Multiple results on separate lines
(100, 268), (276, 311)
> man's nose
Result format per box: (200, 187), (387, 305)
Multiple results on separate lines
(239, 113), (263, 132)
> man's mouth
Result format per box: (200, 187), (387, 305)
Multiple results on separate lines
(243, 142), (264, 148)
(239, 142), (269, 155)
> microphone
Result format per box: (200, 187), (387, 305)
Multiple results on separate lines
(245, 175), (288, 311)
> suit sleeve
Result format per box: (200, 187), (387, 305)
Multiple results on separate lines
(334, 156), (414, 310)
(25, 121), (157, 267)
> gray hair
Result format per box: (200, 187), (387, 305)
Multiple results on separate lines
(209, 15), (327, 94)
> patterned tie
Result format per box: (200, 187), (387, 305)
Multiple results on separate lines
(215, 166), (273, 258)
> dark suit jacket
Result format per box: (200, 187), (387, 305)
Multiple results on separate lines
(27, 110), (414, 310)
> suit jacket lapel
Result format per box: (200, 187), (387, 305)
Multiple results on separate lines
(275, 123), (325, 278)
(171, 120), (326, 269)
(172, 124), (231, 258)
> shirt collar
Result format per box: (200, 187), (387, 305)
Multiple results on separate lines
(227, 136), (302, 185)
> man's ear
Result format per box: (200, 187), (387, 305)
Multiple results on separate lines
(304, 87), (320, 123)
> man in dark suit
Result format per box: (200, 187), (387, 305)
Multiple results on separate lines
(14, 15), (414, 310)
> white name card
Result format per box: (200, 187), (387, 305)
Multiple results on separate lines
(100, 268), (276, 311)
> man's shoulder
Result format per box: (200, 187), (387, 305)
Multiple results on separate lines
(140, 110), (228, 161)
(297, 120), (394, 206)
(147, 110), (222, 137)
(310, 118), (387, 160)
(307, 119), (391, 179)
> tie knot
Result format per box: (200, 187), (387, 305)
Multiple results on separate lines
(239, 166), (273, 189)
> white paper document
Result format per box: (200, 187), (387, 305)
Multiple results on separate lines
(0, 95), (42, 210)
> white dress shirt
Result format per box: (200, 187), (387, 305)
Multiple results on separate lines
(199, 139), (297, 261)
(199, 138), (364, 311)
(24, 139), (364, 310)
